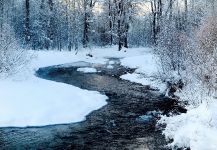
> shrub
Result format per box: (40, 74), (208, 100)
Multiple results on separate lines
(0, 23), (30, 77)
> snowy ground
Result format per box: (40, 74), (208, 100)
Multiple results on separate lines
(0, 46), (160, 127)
(159, 101), (217, 150)
(159, 82), (217, 150)
(120, 52), (166, 92)
(77, 67), (97, 73)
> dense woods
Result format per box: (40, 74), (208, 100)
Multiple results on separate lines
(1, 0), (212, 51)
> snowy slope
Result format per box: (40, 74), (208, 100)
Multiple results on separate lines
(120, 50), (166, 92)
(121, 54), (159, 76)
(159, 101), (217, 150)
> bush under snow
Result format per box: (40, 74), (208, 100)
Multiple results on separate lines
(0, 24), (30, 77)
(158, 15), (217, 150)
(159, 101), (217, 150)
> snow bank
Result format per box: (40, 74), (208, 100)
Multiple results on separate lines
(107, 65), (114, 69)
(159, 101), (217, 150)
(120, 50), (167, 92)
(121, 54), (159, 76)
(121, 73), (166, 92)
(159, 81), (217, 150)
(0, 79), (107, 127)
(32, 46), (150, 68)
(77, 67), (97, 73)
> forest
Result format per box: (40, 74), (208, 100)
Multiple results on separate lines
(1, 0), (217, 150)
(2, 0), (208, 50)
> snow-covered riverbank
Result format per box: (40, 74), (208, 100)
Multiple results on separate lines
(2, 46), (216, 150)
(0, 47), (154, 127)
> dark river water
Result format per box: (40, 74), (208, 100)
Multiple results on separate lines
(0, 58), (186, 150)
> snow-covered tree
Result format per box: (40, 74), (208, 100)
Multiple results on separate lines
(0, 23), (29, 76)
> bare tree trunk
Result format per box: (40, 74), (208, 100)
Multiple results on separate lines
(123, 1), (132, 49)
(83, 1), (89, 48)
(24, 0), (31, 45)
(124, 23), (129, 48)
(212, 0), (215, 12)
(184, 0), (188, 30)
(151, 0), (157, 44)
(108, 0), (113, 46)
(176, 0), (181, 30)
(83, 0), (94, 48)
(48, 0), (54, 49)
(66, 0), (72, 51)
(0, 0), (3, 34)
(169, 0), (173, 20)
(117, 0), (123, 51)
(157, 0), (162, 33)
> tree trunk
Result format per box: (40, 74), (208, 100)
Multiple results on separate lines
(212, 0), (214, 12)
(124, 23), (129, 48)
(109, 0), (113, 46)
(24, 0), (30, 45)
(117, 1), (123, 51)
(184, 0), (188, 30)
(0, 0), (3, 34)
(83, 0), (93, 48)
(83, 8), (89, 48)
(151, 0), (157, 44)
(48, 0), (54, 49)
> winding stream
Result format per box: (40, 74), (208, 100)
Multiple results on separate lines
(0, 58), (185, 150)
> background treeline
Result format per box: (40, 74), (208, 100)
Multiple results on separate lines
(2, 0), (212, 51)
(1, 0), (151, 51)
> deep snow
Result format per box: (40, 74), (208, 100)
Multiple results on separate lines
(159, 101), (217, 150)
(120, 52), (166, 92)
(121, 73), (166, 92)
(0, 79), (107, 127)
(77, 67), (97, 73)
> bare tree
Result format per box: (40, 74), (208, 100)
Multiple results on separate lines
(24, 0), (31, 45)
(0, 0), (3, 33)
(83, 0), (96, 48)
